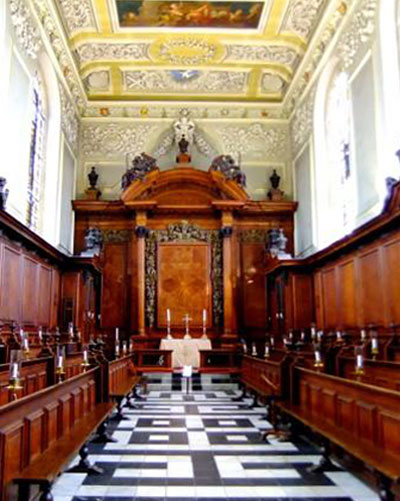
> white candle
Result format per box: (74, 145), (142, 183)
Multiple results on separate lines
(38, 328), (43, 341)
(289, 331), (293, 340)
(83, 350), (88, 362)
(122, 341), (127, 355)
(203, 309), (207, 323)
(311, 326), (316, 339)
(301, 331), (305, 341)
(356, 354), (363, 369)
(264, 345), (270, 357)
(243, 343), (247, 354)
(317, 330), (323, 341)
(270, 337), (275, 347)
(115, 343), (120, 355)
(336, 331), (342, 340)
(315, 351), (321, 363)
(360, 329), (366, 341)
(115, 328), (119, 342)
(372, 338), (378, 350)
(57, 355), (63, 368)
(68, 322), (73, 335)
(166, 309), (171, 322)
(252, 343), (257, 356)
(11, 362), (18, 379)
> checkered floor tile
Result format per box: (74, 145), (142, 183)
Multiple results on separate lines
(53, 377), (379, 501)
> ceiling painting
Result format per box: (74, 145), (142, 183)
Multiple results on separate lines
(115, 0), (264, 30)
(53, 0), (332, 105)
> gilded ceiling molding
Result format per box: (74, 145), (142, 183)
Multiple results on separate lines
(122, 69), (249, 95)
(290, 86), (316, 156)
(217, 123), (289, 161)
(75, 42), (149, 65)
(55, 0), (97, 34)
(59, 84), (79, 152)
(9, 0), (42, 59)
(84, 70), (111, 92)
(260, 72), (287, 95)
(337, 0), (378, 69)
(31, 0), (86, 111)
(280, 0), (327, 39)
(151, 37), (224, 65)
(81, 122), (159, 157)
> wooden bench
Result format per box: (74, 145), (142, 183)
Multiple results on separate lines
(279, 366), (400, 500)
(0, 367), (114, 501)
(109, 355), (143, 420)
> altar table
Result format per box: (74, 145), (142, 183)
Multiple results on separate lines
(159, 338), (212, 368)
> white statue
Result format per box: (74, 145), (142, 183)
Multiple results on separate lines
(173, 113), (195, 154)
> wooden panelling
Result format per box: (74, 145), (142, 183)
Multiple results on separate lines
(382, 237), (400, 325)
(290, 274), (313, 329)
(38, 265), (53, 326)
(157, 242), (211, 328)
(0, 243), (21, 321)
(101, 243), (128, 329)
(358, 248), (385, 326)
(240, 244), (267, 329)
(321, 268), (338, 329)
(22, 255), (39, 325)
(337, 259), (357, 327)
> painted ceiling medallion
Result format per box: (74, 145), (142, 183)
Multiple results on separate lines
(150, 37), (224, 65)
(260, 72), (286, 94)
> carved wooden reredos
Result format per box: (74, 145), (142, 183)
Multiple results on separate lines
(73, 165), (297, 344)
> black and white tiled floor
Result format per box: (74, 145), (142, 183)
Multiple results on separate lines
(53, 375), (379, 501)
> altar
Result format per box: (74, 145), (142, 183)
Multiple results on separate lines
(160, 338), (212, 368)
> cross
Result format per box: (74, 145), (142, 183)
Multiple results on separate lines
(183, 313), (192, 336)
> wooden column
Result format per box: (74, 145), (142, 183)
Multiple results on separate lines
(135, 211), (147, 336)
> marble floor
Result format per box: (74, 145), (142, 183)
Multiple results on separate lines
(53, 375), (379, 501)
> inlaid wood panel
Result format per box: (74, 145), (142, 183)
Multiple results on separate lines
(157, 242), (212, 328)
(38, 265), (53, 326)
(321, 268), (338, 329)
(22, 255), (39, 324)
(241, 244), (267, 329)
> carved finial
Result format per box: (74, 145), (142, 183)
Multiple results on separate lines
(88, 166), (98, 189)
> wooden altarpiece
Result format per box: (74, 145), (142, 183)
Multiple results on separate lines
(73, 166), (297, 347)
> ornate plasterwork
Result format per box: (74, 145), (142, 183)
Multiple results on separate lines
(217, 123), (289, 160)
(75, 42), (149, 65)
(9, 0), (42, 59)
(59, 84), (79, 151)
(123, 69), (249, 94)
(84, 70), (111, 91)
(225, 45), (299, 68)
(81, 123), (158, 157)
(152, 37), (224, 65)
(290, 87), (316, 155)
(338, 0), (378, 69)
(31, 0), (85, 111)
(281, 0), (327, 40)
(260, 73), (286, 94)
(56, 0), (96, 34)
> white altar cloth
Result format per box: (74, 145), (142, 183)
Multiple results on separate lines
(160, 338), (212, 368)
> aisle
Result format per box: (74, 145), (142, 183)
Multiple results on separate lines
(53, 379), (379, 501)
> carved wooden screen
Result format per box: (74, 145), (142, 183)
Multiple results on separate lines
(157, 242), (212, 328)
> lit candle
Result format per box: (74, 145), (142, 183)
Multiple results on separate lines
(288, 330), (293, 340)
(270, 336), (275, 347)
(57, 355), (63, 368)
(336, 331), (342, 341)
(115, 343), (120, 356)
(83, 350), (88, 362)
(166, 309), (171, 322)
(115, 327), (119, 342)
(129, 340), (133, 352)
(242, 343), (247, 354)
(68, 322), (73, 335)
(356, 354), (363, 369)
(252, 343), (257, 356)
(264, 345), (270, 358)
(301, 331), (305, 342)
(360, 329), (366, 341)
(372, 337), (379, 351)
(203, 309), (207, 323)
(311, 326), (316, 339)
(38, 327), (43, 342)
(315, 351), (321, 363)
(11, 362), (18, 379)
(122, 341), (127, 355)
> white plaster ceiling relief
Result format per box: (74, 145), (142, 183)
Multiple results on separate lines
(75, 42), (149, 65)
(59, 84), (79, 152)
(225, 44), (299, 68)
(217, 123), (289, 161)
(122, 69), (249, 94)
(280, 0), (327, 39)
(9, 0), (42, 59)
(55, 0), (97, 34)
(84, 70), (111, 92)
(260, 72), (286, 94)
(290, 87), (316, 155)
(81, 123), (159, 157)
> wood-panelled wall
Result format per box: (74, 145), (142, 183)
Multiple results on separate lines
(0, 237), (60, 328)
(315, 231), (400, 329)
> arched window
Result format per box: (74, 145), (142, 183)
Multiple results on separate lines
(26, 75), (46, 231)
(324, 70), (355, 231)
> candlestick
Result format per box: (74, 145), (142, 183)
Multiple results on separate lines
(38, 327), (43, 342)
(310, 325), (316, 340)
(115, 343), (120, 357)
(122, 341), (127, 356)
(81, 349), (90, 370)
(251, 343), (257, 357)
(264, 344), (270, 359)
(166, 309), (171, 322)
(360, 329), (366, 342)
(183, 313), (191, 339)
(202, 309), (208, 339)
(314, 350), (323, 369)
(11, 362), (18, 379)
(336, 330), (343, 343)
(7, 361), (22, 399)
(115, 327), (119, 343)
(371, 336), (379, 358)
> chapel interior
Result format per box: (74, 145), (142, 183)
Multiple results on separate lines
(1, 0), (400, 500)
